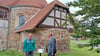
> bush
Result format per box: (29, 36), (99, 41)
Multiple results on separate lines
(77, 44), (84, 48)
(84, 43), (90, 47)
(77, 43), (90, 48)
(95, 48), (100, 53)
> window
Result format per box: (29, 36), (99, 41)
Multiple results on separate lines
(60, 34), (64, 40)
(19, 15), (25, 27)
(15, 15), (25, 30)
(0, 10), (3, 18)
(0, 10), (8, 20)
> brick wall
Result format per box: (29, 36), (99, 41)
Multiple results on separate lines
(0, 28), (8, 50)
(8, 7), (40, 49)
(21, 28), (70, 52)
(8, 28), (70, 52)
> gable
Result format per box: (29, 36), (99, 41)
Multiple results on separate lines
(39, 5), (68, 28)
(17, 1), (69, 32)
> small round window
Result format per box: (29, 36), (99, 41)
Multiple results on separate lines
(60, 34), (64, 40)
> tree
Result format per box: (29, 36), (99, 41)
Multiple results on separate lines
(67, 0), (100, 50)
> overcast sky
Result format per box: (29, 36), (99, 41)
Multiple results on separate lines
(46, 0), (81, 13)
(46, 0), (74, 4)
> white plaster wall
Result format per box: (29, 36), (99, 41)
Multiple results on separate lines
(0, 20), (8, 28)
(42, 17), (54, 26)
(49, 9), (54, 16)
(56, 19), (60, 24)
(62, 12), (66, 19)
(56, 10), (60, 18)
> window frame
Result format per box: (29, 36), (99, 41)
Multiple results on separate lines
(60, 34), (65, 40)
(18, 15), (25, 27)
(0, 9), (8, 20)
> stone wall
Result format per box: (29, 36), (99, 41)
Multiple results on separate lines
(8, 6), (40, 49)
(21, 28), (70, 52)
(0, 28), (8, 50)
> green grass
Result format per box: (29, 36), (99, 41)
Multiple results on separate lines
(0, 40), (100, 56)
(68, 40), (100, 56)
(0, 50), (24, 56)
(79, 39), (90, 42)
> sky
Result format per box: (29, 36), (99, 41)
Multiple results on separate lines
(46, 0), (74, 4)
(46, 0), (81, 13)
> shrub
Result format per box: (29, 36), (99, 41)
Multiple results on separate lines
(77, 43), (90, 48)
(77, 44), (84, 48)
(95, 48), (100, 53)
(84, 43), (90, 47)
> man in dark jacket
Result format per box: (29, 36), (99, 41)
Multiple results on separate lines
(46, 34), (57, 56)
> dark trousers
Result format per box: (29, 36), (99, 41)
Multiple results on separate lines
(26, 51), (34, 56)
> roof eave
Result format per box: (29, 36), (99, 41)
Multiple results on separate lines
(8, 5), (43, 8)
(0, 5), (8, 9)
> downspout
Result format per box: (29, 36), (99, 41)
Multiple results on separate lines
(6, 7), (11, 49)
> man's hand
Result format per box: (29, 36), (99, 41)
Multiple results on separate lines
(23, 53), (26, 55)
(34, 51), (36, 53)
(52, 53), (54, 56)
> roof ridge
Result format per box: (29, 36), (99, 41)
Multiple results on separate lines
(43, 0), (47, 5)
(54, 0), (58, 3)
(56, 0), (69, 8)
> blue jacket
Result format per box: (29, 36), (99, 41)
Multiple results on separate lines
(46, 37), (57, 54)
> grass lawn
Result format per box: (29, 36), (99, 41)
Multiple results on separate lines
(0, 40), (100, 56)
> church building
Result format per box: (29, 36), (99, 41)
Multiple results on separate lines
(0, 0), (73, 52)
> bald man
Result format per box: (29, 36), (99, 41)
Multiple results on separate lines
(23, 33), (36, 56)
(46, 34), (57, 56)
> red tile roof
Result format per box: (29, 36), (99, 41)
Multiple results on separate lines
(0, 0), (47, 8)
(16, 0), (69, 32)
(0, 0), (17, 7)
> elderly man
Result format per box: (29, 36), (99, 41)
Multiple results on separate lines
(46, 34), (57, 56)
(23, 33), (36, 56)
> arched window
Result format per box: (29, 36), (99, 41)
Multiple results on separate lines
(0, 8), (8, 28)
(19, 15), (25, 27)
(0, 10), (8, 20)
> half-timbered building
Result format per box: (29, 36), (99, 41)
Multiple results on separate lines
(0, 0), (73, 52)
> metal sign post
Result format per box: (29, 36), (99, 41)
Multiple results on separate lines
(40, 53), (41, 56)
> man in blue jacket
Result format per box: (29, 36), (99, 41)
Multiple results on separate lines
(46, 34), (57, 56)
